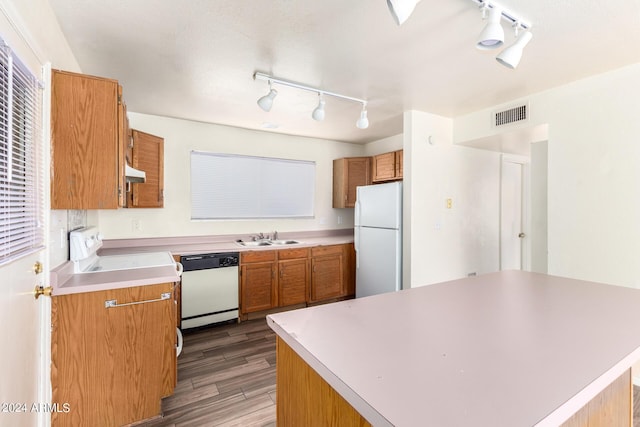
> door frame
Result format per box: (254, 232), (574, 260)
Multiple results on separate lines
(500, 154), (531, 271)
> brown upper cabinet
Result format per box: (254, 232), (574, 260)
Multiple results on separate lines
(372, 150), (403, 183)
(333, 157), (371, 208)
(51, 70), (127, 209)
(127, 129), (165, 208)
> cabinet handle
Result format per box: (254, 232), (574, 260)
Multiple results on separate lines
(105, 292), (171, 308)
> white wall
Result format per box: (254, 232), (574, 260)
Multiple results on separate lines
(363, 133), (403, 156)
(454, 63), (640, 288)
(96, 113), (366, 239)
(530, 141), (548, 273)
(404, 110), (501, 288)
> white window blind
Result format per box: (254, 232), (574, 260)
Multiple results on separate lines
(190, 151), (315, 219)
(0, 40), (44, 265)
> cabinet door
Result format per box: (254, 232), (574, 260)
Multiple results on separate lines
(310, 245), (345, 302)
(395, 149), (403, 179)
(372, 151), (397, 182)
(51, 70), (121, 209)
(117, 85), (127, 207)
(51, 283), (175, 426)
(333, 157), (371, 208)
(241, 261), (277, 313)
(279, 258), (309, 306)
(310, 255), (344, 302)
(128, 129), (165, 208)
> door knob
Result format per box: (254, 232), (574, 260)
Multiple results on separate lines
(34, 285), (53, 299)
(518, 232), (525, 238)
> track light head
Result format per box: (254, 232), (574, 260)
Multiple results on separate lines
(254, 72), (369, 127)
(387, 0), (421, 26)
(257, 85), (278, 112)
(476, 5), (504, 50)
(356, 108), (369, 129)
(312, 95), (326, 121)
(496, 30), (533, 69)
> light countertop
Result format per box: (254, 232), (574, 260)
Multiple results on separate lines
(50, 261), (180, 296)
(98, 229), (353, 256)
(267, 270), (640, 426)
(51, 229), (353, 296)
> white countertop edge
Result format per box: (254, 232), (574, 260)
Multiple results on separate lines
(535, 345), (640, 426)
(266, 316), (393, 427)
(52, 265), (180, 296)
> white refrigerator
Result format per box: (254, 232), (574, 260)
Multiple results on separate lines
(354, 181), (402, 298)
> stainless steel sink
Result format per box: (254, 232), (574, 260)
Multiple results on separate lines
(235, 239), (300, 247)
(269, 239), (299, 245)
(236, 240), (272, 247)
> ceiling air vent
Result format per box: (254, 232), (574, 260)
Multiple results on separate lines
(493, 103), (528, 127)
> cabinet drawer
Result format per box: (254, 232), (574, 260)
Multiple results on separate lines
(278, 247), (309, 260)
(311, 245), (343, 257)
(241, 250), (276, 263)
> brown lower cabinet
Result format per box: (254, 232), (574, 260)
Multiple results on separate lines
(278, 248), (310, 306)
(51, 283), (177, 426)
(240, 243), (354, 316)
(309, 245), (344, 303)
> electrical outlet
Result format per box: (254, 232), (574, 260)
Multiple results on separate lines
(446, 198), (452, 209)
(337, 215), (343, 225)
(132, 219), (141, 231)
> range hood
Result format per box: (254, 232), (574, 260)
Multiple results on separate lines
(125, 164), (146, 183)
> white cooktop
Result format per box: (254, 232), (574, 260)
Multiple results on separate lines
(69, 226), (175, 274)
(81, 251), (175, 273)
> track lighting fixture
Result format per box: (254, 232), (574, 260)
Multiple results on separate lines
(473, 1), (532, 69)
(257, 81), (277, 112)
(496, 30), (533, 69)
(356, 106), (369, 129)
(386, 0), (422, 26)
(476, 4), (504, 50)
(312, 94), (325, 121)
(253, 72), (369, 129)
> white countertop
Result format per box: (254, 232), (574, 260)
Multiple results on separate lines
(51, 229), (353, 296)
(98, 229), (354, 256)
(267, 270), (640, 426)
(50, 261), (180, 296)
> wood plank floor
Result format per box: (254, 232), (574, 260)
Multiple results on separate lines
(134, 319), (276, 427)
(134, 318), (640, 427)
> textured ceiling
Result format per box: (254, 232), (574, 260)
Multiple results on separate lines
(49, 0), (640, 144)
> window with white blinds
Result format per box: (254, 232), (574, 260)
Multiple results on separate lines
(190, 151), (315, 219)
(0, 39), (44, 265)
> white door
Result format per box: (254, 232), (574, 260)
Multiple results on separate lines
(500, 160), (525, 270)
(0, 253), (48, 427)
(0, 46), (50, 427)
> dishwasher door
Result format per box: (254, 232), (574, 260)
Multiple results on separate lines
(181, 266), (239, 329)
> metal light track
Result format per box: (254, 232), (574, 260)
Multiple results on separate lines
(253, 72), (367, 107)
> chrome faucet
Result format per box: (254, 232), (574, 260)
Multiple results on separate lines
(273, 230), (278, 240)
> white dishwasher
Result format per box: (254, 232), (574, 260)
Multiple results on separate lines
(180, 252), (239, 329)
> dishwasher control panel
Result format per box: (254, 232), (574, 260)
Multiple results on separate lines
(180, 252), (239, 272)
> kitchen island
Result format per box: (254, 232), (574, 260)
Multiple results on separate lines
(267, 270), (640, 426)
